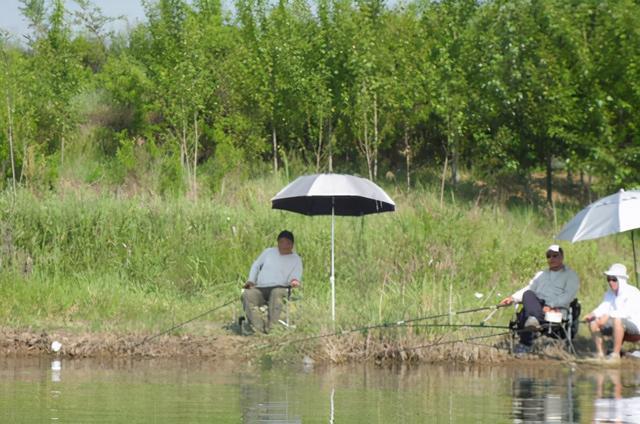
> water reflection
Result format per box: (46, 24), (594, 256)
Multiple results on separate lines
(511, 369), (580, 423)
(0, 358), (640, 422)
(593, 369), (640, 424)
(51, 360), (62, 382)
(240, 375), (302, 423)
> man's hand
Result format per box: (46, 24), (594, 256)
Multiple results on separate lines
(290, 279), (300, 288)
(244, 281), (256, 289)
(585, 313), (595, 322)
(499, 296), (513, 306)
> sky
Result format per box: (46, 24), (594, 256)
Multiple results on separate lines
(0, 0), (148, 39)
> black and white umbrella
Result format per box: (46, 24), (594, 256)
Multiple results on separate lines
(272, 173), (396, 321)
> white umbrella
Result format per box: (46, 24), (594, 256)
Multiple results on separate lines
(556, 189), (640, 283)
(271, 173), (396, 321)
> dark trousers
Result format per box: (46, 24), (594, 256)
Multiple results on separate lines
(518, 290), (545, 346)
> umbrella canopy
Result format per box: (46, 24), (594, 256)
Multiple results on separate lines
(556, 189), (640, 283)
(272, 173), (395, 216)
(556, 189), (640, 242)
(272, 173), (396, 321)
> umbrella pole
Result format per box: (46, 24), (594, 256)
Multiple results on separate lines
(632, 230), (639, 286)
(331, 203), (336, 322)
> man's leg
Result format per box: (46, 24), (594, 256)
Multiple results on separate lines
(589, 315), (609, 358)
(242, 287), (267, 333)
(612, 317), (625, 355)
(267, 287), (289, 332)
(519, 290), (544, 346)
(521, 290), (545, 321)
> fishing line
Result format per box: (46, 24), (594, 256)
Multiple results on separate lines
(134, 298), (236, 348)
(255, 304), (509, 350)
(401, 323), (510, 330)
(401, 331), (512, 353)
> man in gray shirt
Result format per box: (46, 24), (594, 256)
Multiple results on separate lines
(500, 244), (580, 353)
(242, 230), (303, 334)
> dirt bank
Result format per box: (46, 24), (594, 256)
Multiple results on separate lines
(6, 324), (639, 367)
(0, 328), (252, 360)
(0, 326), (594, 365)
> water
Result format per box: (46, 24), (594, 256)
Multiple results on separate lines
(1, 356), (639, 423)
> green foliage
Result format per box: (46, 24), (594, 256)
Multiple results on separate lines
(1, 0), (640, 195)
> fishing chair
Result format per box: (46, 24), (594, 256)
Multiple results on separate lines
(509, 299), (581, 355)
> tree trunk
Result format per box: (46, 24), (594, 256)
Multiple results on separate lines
(404, 122), (411, 190)
(315, 111), (323, 172)
(179, 107), (187, 173)
(60, 136), (65, 168)
(193, 111), (199, 199)
(373, 92), (378, 181)
(546, 152), (553, 204)
(328, 120), (333, 172)
(272, 123), (278, 173)
(447, 111), (458, 188)
(451, 140), (458, 187)
(6, 95), (17, 196)
(440, 155), (448, 208)
(19, 142), (27, 184)
(364, 108), (373, 181)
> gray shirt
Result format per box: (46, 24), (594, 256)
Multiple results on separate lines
(248, 247), (303, 288)
(512, 265), (580, 308)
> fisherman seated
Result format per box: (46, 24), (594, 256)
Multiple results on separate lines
(500, 244), (580, 354)
(241, 230), (302, 334)
(509, 298), (580, 351)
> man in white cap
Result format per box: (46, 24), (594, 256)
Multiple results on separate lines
(500, 244), (580, 353)
(586, 263), (640, 361)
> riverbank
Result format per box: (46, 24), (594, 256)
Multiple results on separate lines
(6, 326), (639, 367)
(0, 327), (521, 363)
(1, 178), (638, 364)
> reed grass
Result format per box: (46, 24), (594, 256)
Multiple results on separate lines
(0, 175), (635, 339)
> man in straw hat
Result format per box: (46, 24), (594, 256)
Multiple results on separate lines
(586, 263), (640, 361)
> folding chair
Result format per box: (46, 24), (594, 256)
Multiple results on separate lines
(509, 299), (581, 355)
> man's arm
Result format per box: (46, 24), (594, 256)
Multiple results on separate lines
(589, 298), (612, 320)
(289, 256), (303, 288)
(246, 248), (269, 288)
(500, 272), (542, 305)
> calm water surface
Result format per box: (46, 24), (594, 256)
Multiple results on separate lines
(1, 356), (639, 423)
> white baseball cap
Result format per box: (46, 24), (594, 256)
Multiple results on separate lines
(547, 244), (561, 253)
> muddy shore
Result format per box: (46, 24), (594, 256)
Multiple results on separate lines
(3, 327), (622, 365)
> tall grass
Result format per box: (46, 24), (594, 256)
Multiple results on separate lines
(0, 176), (635, 337)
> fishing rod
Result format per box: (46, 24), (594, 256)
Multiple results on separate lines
(401, 323), (510, 330)
(134, 298), (236, 349)
(255, 303), (510, 350)
(400, 331), (512, 353)
(398, 304), (510, 326)
(401, 322), (580, 354)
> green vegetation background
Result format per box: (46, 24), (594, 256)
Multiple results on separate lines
(0, 175), (635, 336)
(1, 0), (639, 338)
